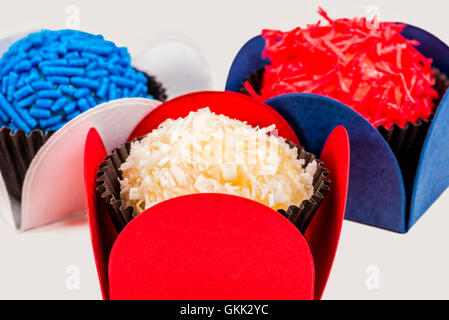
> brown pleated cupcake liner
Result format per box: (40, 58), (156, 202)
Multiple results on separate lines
(280, 141), (330, 233)
(378, 68), (449, 193)
(0, 73), (167, 200)
(143, 72), (167, 102)
(378, 118), (431, 191)
(239, 67), (265, 96)
(0, 128), (54, 200)
(96, 142), (133, 232)
(240, 67), (449, 197)
(96, 139), (329, 234)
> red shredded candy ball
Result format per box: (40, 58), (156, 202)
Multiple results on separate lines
(247, 8), (439, 129)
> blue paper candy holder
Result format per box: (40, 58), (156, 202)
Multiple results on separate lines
(225, 24), (449, 233)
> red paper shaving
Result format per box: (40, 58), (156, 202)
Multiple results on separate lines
(247, 8), (439, 129)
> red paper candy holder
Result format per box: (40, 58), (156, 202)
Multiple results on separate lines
(83, 91), (349, 300)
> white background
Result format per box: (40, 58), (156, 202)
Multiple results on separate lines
(0, 0), (448, 299)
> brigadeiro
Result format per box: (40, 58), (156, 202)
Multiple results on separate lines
(0, 29), (167, 199)
(241, 8), (449, 183)
(96, 108), (329, 233)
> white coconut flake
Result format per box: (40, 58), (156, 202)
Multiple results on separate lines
(119, 107), (316, 214)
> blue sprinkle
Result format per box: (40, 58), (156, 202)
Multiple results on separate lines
(65, 52), (80, 59)
(118, 47), (128, 57)
(73, 87), (90, 98)
(84, 45), (114, 56)
(108, 55), (119, 65)
(30, 55), (42, 67)
(0, 93), (30, 131)
(18, 108), (38, 128)
(78, 98), (89, 112)
(41, 66), (85, 77)
(87, 70), (108, 78)
(7, 72), (19, 100)
(16, 77), (25, 89)
(14, 60), (32, 72)
(59, 85), (75, 96)
(16, 93), (37, 108)
(27, 48), (38, 57)
(80, 52), (99, 61)
(37, 89), (61, 98)
(1, 76), (8, 94)
(108, 82), (117, 100)
(63, 101), (77, 114)
(46, 123), (63, 131)
(45, 52), (59, 60)
(118, 57), (130, 68)
(110, 76), (136, 88)
(0, 64), (13, 78)
(30, 108), (51, 119)
(124, 68), (134, 78)
(55, 44), (67, 54)
(66, 41), (85, 51)
(115, 88), (123, 99)
(123, 87), (130, 97)
(51, 97), (68, 112)
(44, 43), (66, 54)
(25, 69), (39, 83)
(136, 72), (147, 83)
(96, 59), (107, 68)
(131, 82), (145, 96)
(86, 61), (98, 71)
(35, 98), (53, 109)
(97, 78), (109, 98)
(0, 107), (9, 123)
(31, 80), (54, 90)
(38, 59), (68, 68)
(67, 58), (89, 67)
(87, 96), (97, 108)
(66, 110), (81, 121)
(39, 115), (62, 128)
(106, 64), (121, 76)
(71, 77), (99, 89)
(46, 76), (69, 84)
(14, 84), (34, 100)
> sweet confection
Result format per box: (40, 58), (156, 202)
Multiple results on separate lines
(86, 121), (349, 300)
(119, 107), (317, 213)
(0, 29), (155, 133)
(244, 8), (439, 129)
(227, 9), (449, 232)
(0, 29), (167, 200)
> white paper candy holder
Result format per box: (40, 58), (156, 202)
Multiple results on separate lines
(0, 98), (160, 230)
(0, 31), (212, 231)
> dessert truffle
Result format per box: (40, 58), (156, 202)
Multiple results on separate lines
(245, 8), (439, 129)
(119, 108), (317, 213)
(0, 29), (156, 133)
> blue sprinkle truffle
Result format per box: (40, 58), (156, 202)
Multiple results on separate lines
(0, 29), (154, 133)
